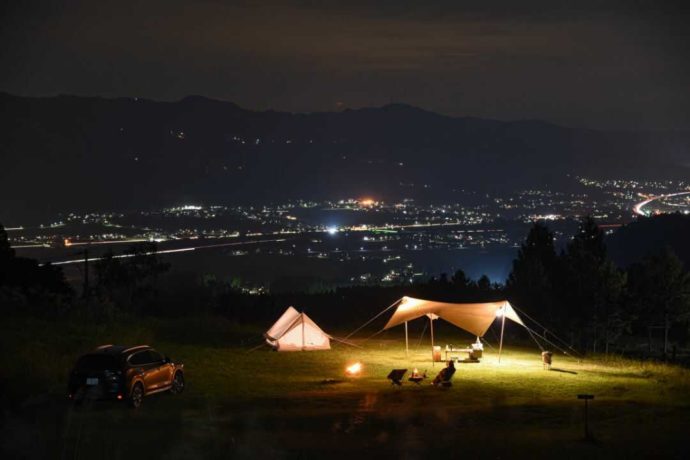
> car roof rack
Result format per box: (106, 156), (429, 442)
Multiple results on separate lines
(122, 345), (150, 354)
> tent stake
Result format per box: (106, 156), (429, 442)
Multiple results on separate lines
(498, 309), (506, 363)
(405, 321), (409, 358)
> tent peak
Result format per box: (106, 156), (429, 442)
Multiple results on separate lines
(264, 306), (332, 352)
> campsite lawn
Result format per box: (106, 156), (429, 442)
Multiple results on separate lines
(2, 316), (690, 458)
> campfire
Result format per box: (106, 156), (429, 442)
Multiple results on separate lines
(345, 362), (362, 376)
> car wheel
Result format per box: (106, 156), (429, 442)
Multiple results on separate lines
(129, 383), (144, 409)
(170, 372), (185, 394)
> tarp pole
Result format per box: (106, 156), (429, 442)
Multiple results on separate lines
(498, 309), (506, 363)
(430, 316), (435, 367)
(301, 313), (305, 351)
(405, 321), (409, 358)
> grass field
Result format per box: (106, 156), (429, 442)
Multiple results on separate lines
(2, 316), (690, 459)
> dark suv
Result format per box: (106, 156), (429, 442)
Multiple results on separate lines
(68, 345), (184, 408)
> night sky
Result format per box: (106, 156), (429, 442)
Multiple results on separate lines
(1, 0), (689, 130)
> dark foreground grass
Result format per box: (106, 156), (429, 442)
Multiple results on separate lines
(2, 316), (690, 459)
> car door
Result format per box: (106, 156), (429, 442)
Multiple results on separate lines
(129, 350), (160, 392)
(148, 350), (174, 388)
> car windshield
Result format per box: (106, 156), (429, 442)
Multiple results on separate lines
(75, 354), (119, 371)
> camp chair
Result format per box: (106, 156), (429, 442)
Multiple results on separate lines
(440, 367), (456, 387)
(433, 366), (456, 387)
(387, 369), (407, 386)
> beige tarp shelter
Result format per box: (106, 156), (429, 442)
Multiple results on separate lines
(383, 297), (525, 362)
(265, 307), (332, 351)
(384, 297), (524, 335)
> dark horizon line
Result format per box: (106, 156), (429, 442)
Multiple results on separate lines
(4, 90), (690, 135)
(6, 90), (683, 135)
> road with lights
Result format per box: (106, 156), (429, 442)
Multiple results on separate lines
(632, 191), (690, 216)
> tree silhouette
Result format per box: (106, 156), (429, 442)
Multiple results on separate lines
(0, 223), (72, 309)
(627, 247), (690, 355)
(0, 223), (15, 286)
(94, 243), (170, 311)
(507, 222), (557, 322)
(477, 275), (492, 292)
(560, 216), (627, 352)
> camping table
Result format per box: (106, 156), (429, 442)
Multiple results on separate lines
(445, 347), (474, 362)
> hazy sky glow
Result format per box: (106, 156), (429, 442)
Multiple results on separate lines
(1, 0), (689, 129)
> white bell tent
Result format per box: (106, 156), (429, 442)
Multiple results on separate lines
(383, 297), (526, 362)
(264, 306), (332, 351)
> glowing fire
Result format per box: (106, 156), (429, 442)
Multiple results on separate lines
(359, 199), (375, 207)
(346, 362), (362, 376)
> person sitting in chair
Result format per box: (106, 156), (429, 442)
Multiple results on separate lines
(432, 360), (456, 386)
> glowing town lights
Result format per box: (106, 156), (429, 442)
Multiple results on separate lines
(345, 362), (362, 376)
(327, 226), (338, 235)
(633, 191), (690, 217)
(359, 198), (375, 207)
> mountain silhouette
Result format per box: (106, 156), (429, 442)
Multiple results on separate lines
(1, 92), (688, 221)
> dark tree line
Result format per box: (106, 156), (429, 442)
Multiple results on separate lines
(507, 217), (690, 355)
(3, 217), (689, 357)
(92, 244), (170, 315)
(0, 223), (73, 311)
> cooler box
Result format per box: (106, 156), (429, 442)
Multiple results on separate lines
(433, 346), (442, 362)
(470, 349), (482, 359)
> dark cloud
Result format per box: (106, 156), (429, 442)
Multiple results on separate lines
(1, 0), (688, 129)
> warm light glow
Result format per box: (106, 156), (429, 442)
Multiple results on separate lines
(359, 198), (375, 207)
(64, 238), (72, 247)
(346, 362), (362, 376)
(496, 307), (504, 318)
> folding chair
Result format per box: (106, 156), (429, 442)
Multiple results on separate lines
(387, 369), (407, 386)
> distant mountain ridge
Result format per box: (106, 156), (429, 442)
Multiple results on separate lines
(0, 92), (688, 222)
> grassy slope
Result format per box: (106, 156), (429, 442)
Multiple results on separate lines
(2, 316), (690, 459)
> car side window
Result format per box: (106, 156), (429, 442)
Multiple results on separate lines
(129, 351), (148, 366)
(148, 350), (164, 363)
